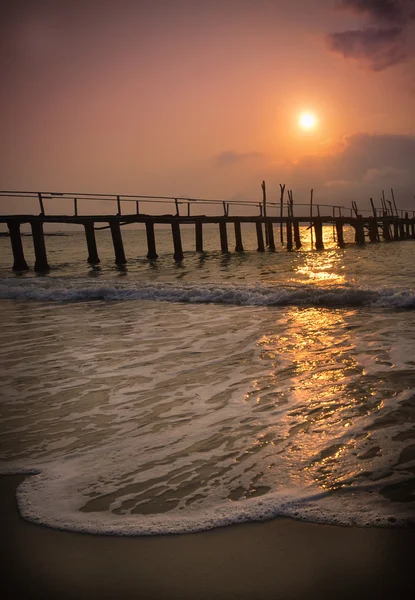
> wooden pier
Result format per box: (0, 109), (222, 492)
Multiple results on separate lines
(1, 190), (414, 272)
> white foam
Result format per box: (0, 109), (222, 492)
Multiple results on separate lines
(1, 278), (415, 309)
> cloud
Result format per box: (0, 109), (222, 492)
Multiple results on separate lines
(327, 0), (415, 70)
(214, 150), (263, 166)
(274, 133), (415, 209)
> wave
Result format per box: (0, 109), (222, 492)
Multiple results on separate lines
(1, 278), (415, 309)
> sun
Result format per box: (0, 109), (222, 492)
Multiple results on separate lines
(298, 112), (317, 130)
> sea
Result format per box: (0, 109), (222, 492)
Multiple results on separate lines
(0, 223), (414, 535)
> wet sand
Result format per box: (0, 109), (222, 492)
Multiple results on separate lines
(1, 474), (414, 600)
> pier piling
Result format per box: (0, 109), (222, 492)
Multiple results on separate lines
(314, 219), (324, 250)
(84, 222), (100, 264)
(219, 221), (229, 253)
(286, 219), (293, 251)
(256, 221), (265, 252)
(109, 220), (127, 265)
(368, 218), (379, 243)
(335, 221), (345, 248)
(145, 221), (158, 259)
(195, 221), (203, 252)
(171, 221), (184, 262)
(266, 221), (275, 251)
(30, 220), (50, 271)
(234, 220), (244, 252)
(7, 222), (29, 271)
(293, 220), (302, 249)
(355, 215), (365, 245)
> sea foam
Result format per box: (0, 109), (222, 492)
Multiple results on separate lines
(0, 278), (415, 309)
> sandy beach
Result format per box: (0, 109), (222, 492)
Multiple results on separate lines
(1, 474), (414, 600)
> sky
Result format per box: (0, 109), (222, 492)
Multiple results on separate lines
(1, 0), (415, 214)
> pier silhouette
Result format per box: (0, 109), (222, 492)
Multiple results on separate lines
(1, 188), (414, 272)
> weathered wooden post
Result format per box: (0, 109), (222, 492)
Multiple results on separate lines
(399, 218), (405, 240)
(109, 219), (127, 264)
(84, 222), (100, 264)
(219, 220), (229, 253)
(145, 220), (158, 259)
(171, 220), (183, 261)
(234, 220), (244, 252)
(30, 220), (50, 271)
(355, 215), (365, 245)
(7, 221), (29, 271)
(279, 184), (285, 245)
(256, 221), (265, 252)
(335, 220), (345, 247)
(266, 220), (275, 251)
(195, 220), (203, 252)
(367, 217), (379, 243)
(261, 181), (269, 246)
(393, 220), (399, 240)
(293, 220), (302, 249)
(382, 218), (391, 241)
(286, 219), (293, 251)
(314, 218), (324, 250)
(405, 212), (410, 237)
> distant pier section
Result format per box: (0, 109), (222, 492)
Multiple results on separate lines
(1, 187), (414, 272)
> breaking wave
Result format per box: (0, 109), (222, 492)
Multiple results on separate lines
(1, 278), (414, 309)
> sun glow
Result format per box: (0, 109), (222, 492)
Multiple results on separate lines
(299, 112), (317, 130)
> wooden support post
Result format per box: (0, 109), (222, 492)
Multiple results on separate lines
(399, 220), (405, 240)
(145, 221), (158, 259)
(171, 220), (183, 261)
(266, 220), (275, 251)
(279, 184), (285, 245)
(109, 220), (127, 264)
(195, 221), (203, 252)
(411, 220), (415, 238)
(405, 213), (410, 237)
(286, 219), (293, 251)
(293, 220), (302, 249)
(393, 220), (399, 240)
(30, 220), (50, 271)
(382, 219), (391, 241)
(355, 215), (365, 245)
(314, 218), (324, 250)
(234, 220), (244, 252)
(367, 217), (379, 243)
(219, 220), (229, 253)
(336, 221), (345, 248)
(256, 221), (265, 252)
(7, 221), (29, 271)
(262, 181), (268, 246)
(84, 222), (100, 264)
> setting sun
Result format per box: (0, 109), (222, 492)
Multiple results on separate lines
(299, 112), (317, 130)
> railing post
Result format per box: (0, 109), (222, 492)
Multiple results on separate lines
(38, 193), (45, 216)
(117, 195), (121, 216)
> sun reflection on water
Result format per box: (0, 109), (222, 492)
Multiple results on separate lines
(292, 249), (346, 285)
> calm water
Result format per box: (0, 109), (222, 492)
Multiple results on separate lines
(0, 225), (414, 534)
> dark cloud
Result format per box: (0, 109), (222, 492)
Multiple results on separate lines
(327, 26), (406, 70)
(215, 151), (263, 166)
(279, 133), (415, 209)
(340, 0), (408, 22)
(328, 0), (415, 70)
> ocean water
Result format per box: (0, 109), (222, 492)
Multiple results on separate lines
(0, 224), (414, 534)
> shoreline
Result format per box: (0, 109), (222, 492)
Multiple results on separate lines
(2, 474), (414, 599)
